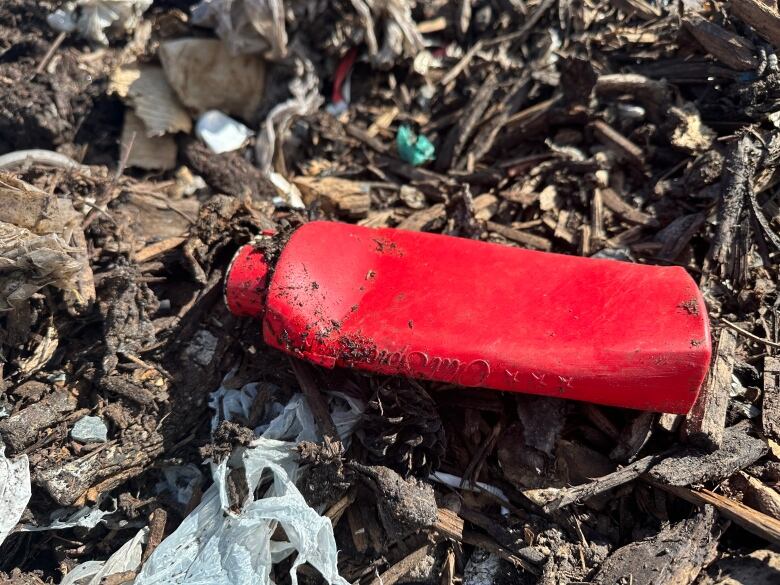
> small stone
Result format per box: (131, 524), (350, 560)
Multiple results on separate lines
(71, 416), (108, 443)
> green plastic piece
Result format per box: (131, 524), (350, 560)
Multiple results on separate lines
(396, 124), (435, 166)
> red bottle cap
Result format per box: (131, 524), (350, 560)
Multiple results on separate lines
(225, 243), (269, 318)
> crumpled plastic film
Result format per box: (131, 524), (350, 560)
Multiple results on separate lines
(47, 0), (153, 46)
(191, 0), (288, 59)
(21, 499), (116, 532)
(134, 373), (362, 584)
(135, 438), (349, 585)
(255, 53), (323, 172)
(0, 447), (31, 548)
(60, 527), (148, 585)
(349, 0), (424, 67)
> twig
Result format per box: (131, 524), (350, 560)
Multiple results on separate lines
(650, 481), (780, 546)
(440, 40), (483, 86)
(367, 544), (432, 585)
(289, 358), (340, 443)
(0, 149), (85, 170)
(720, 318), (780, 349)
(483, 0), (557, 46)
(33, 31), (67, 77)
(543, 454), (663, 512)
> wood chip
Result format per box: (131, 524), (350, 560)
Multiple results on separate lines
(293, 176), (371, 219)
(397, 203), (447, 232)
(731, 0), (780, 49)
(682, 14), (757, 71)
(289, 358), (340, 444)
(134, 236), (186, 263)
(683, 329), (738, 451)
(367, 544), (432, 585)
(486, 221), (552, 251)
(599, 187), (658, 226)
(649, 424), (768, 486)
(653, 482), (780, 546)
(433, 507), (465, 541)
(590, 119), (644, 166)
(762, 356), (780, 441)
(591, 506), (719, 585)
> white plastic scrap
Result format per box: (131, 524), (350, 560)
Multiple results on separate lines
(136, 438), (349, 585)
(431, 471), (509, 516)
(0, 447), (31, 548)
(48, 1), (153, 46)
(21, 499), (115, 532)
(209, 373), (364, 444)
(61, 527), (148, 585)
(268, 172), (306, 210)
(134, 374), (363, 584)
(463, 550), (502, 585)
(191, 0), (288, 59)
(156, 464), (204, 507)
(349, 0), (424, 67)
(255, 55), (323, 172)
(196, 110), (254, 154)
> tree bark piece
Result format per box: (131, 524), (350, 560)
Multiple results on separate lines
(436, 73), (498, 171)
(763, 356), (780, 441)
(682, 14), (757, 71)
(707, 134), (761, 278)
(648, 424), (767, 486)
(731, 0), (780, 49)
(683, 329), (738, 450)
(591, 506), (720, 585)
(0, 390), (76, 453)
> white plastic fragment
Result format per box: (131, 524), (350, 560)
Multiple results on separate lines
(61, 527), (148, 585)
(430, 471), (510, 516)
(463, 550), (502, 585)
(256, 55), (323, 172)
(71, 416), (108, 443)
(196, 110), (253, 154)
(47, 1), (153, 46)
(0, 447), (31, 548)
(135, 374), (363, 584)
(22, 499), (115, 532)
(268, 172), (306, 210)
(156, 464), (204, 507)
(191, 0), (288, 59)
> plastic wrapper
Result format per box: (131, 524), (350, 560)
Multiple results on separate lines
(136, 438), (348, 585)
(134, 374), (362, 584)
(196, 111), (254, 154)
(0, 447), (31, 548)
(60, 527), (148, 585)
(21, 499), (116, 532)
(255, 55), (322, 172)
(156, 464), (204, 507)
(191, 0), (287, 59)
(349, 0), (424, 67)
(47, 0), (153, 46)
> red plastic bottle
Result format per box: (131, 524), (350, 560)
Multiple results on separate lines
(225, 221), (711, 413)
